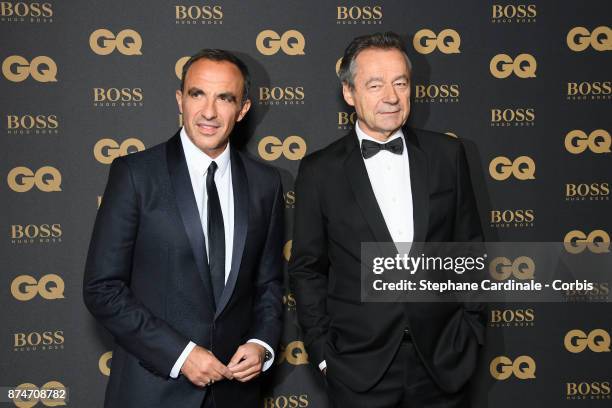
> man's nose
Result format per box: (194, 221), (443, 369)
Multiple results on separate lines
(382, 84), (399, 104)
(200, 98), (217, 120)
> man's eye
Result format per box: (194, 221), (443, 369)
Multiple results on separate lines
(369, 84), (382, 90)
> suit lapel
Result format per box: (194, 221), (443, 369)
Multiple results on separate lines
(166, 132), (215, 310)
(215, 148), (249, 319)
(403, 127), (430, 243)
(343, 131), (394, 244)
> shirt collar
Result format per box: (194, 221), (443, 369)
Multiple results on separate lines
(180, 127), (231, 177)
(355, 120), (404, 146)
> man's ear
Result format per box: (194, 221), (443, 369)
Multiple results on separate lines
(175, 90), (183, 114)
(342, 83), (355, 107)
(237, 99), (251, 122)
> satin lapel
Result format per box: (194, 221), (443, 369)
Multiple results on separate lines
(403, 127), (429, 243)
(215, 148), (249, 319)
(343, 132), (394, 244)
(166, 133), (215, 310)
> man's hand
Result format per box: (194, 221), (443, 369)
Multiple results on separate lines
(181, 345), (233, 387)
(227, 343), (266, 382)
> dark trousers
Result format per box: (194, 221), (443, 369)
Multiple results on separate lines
(326, 337), (469, 408)
(202, 390), (215, 408)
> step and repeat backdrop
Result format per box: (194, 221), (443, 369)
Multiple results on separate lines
(1, 1), (611, 407)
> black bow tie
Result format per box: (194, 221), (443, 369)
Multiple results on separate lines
(361, 137), (404, 159)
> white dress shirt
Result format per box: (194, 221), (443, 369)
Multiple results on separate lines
(319, 120), (414, 372)
(170, 128), (274, 378)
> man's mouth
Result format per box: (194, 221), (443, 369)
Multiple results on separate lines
(196, 122), (220, 134)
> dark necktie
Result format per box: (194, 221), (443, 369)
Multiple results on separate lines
(361, 137), (404, 159)
(206, 161), (225, 306)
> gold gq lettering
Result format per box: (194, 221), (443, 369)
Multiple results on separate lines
(490, 356), (536, 380)
(564, 230), (610, 254)
(566, 26), (611, 52)
(99, 351), (112, 376)
(11, 274), (65, 301)
(490, 54), (536, 78)
(258, 136), (306, 161)
(11, 381), (66, 408)
(489, 156), (535, 180)
(89, 29), (142, 55)
(564, 329), (611, 353)
(413, 29), (460, 54)
(2, 55), (57, 82)
(256, 30), (305, 56)
(565, 129), (611, 154)
(93, 138), (145, 164)
(489, 256), (535, 280)
(7, 166), (61, 192)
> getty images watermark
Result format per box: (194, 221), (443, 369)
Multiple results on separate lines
(361, 242), (611, 303)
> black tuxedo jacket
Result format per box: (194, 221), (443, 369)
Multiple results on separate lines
(83, 132), (284, 407)
(289, 126), (485, 394)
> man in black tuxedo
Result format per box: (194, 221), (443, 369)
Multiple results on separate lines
(289, 32), (485, 407)
(84, 49), (283, 408)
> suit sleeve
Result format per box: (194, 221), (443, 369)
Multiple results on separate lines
(288, 157), (331, 367)
(454, 141), (486, 346)
(246, 170), (284, 351)
(83, 157), (188, 377)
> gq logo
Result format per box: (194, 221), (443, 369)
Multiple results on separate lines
(566, 26), (611, 52)
(258, 136), (306, 161)
(564, 129), (611, 154)
(99, 351), (112, 376)
(11, 274), (65, 301)
(489, 156), (535, 180)
(11, 381), (66, 408)
(490, 355), (536, 380)
(89, 29), (143, 56)
(2, 55), (57, 82)
(7, 166), (62, 192)
(489, 256), (534, 280)
(175, 56), (189, 79)
(489, 54), (536, 78)
(277, 341), (308, 365)
(564, 329), (611, 353)
(413, 29), (461, 54)
(256, 30), (305, 56)
(93, 138), (145, 164)
(564, 230), (610, 254)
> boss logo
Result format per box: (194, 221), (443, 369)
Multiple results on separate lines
(564, 329), (611, 353)
(490, 308), (535, 327)
(14, 330), (64, 349)
(263, 394), (309, 408)
(490, 108), (534, 126)
(413, 29), (460, 54)
(489, 256), (534, 280)
(413, 84), (460, 103)
(0, 2), (53, 18)
(566, 381), (611, 398)
(7, 166), (61, 192)
(336, 6), (382, 23)
(2, 55), (57, 82)
(567, 81), (611, 98)
(11, 274), (65, 301)
(489, 156), (535, 180)
(258, 136), (306, 161)
(93, 88), (143, 106)
(565, 183), (610, 201)
(490, 54), (536, 78)
(258, 86), (304, 105)
(489, 210), (535, 227)
(565, 129), (611, 154)
(567, 26), (611, 52)
(174, 5), (223, 23)
(564, 230), (610, 254)
(490, 355), (536, 380)
(6, 115), (58, 133)
(93, 138), (145, 164)
(89, 29), (142, 56)
(491, 4), (536, 21)
(256, 30), (305, 56)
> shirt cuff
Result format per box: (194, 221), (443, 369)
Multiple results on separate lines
(170, 341), (196, 378)
(246, 339), (275, 371)
(318, 360), (327, 371)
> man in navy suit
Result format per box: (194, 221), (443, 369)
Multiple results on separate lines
(84, 49), (284, 408)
